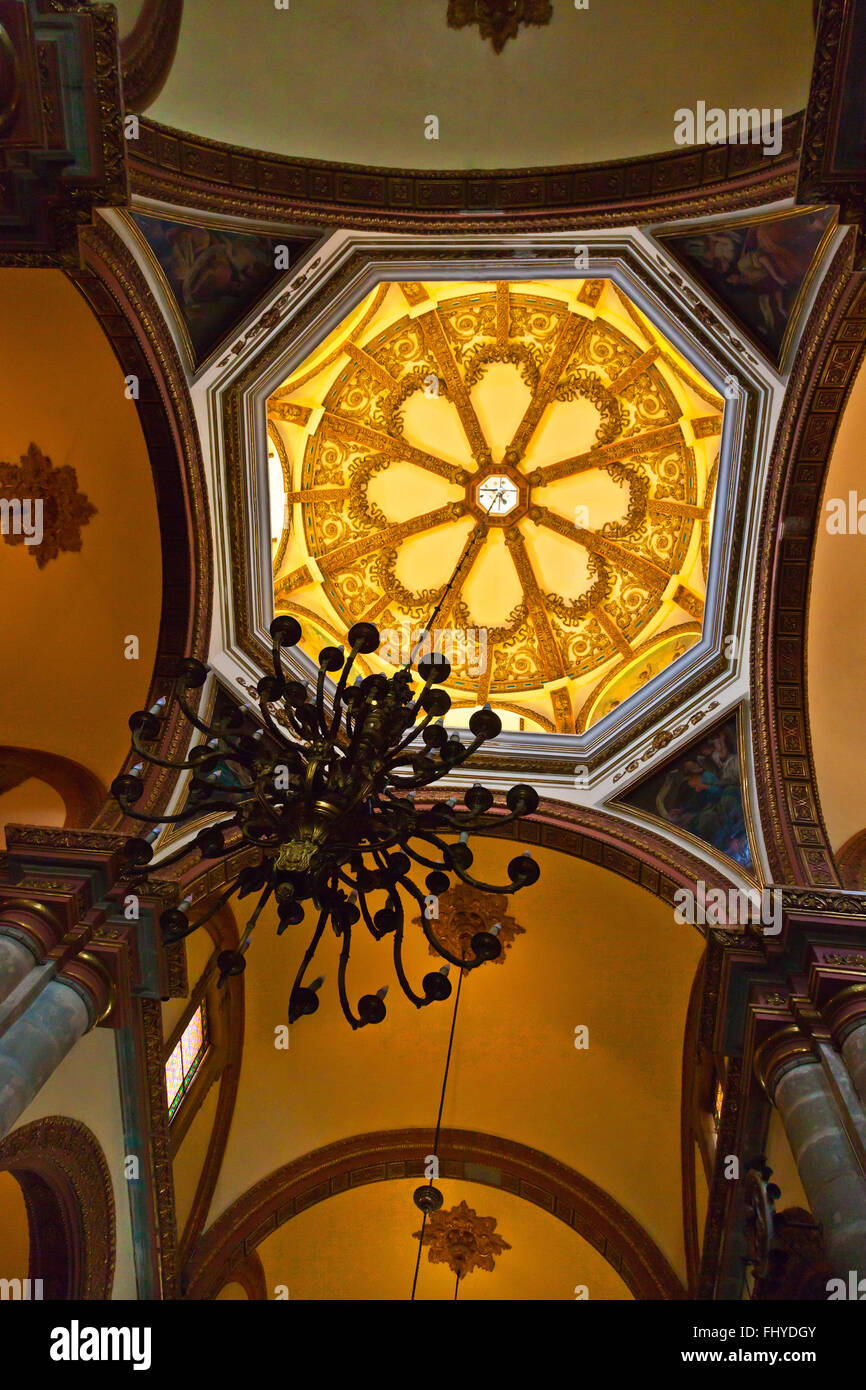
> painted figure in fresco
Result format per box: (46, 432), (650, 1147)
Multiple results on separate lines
(650, 722), (751, 868)
(131, 213), (281, 361)
(675, 209), (833, 354)
(162, 225), (267, 311)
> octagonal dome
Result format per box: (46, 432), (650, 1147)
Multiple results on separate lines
(264, 278), (722, 736)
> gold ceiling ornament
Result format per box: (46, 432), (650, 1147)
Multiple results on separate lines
(0, 442), (96, 568)
(447, 0), (553, 53)
(415, 883), (525, 964)
(413, 1199), (512, 1278)
(270, 280), (718, 736)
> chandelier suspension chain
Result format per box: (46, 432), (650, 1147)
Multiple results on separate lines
(410, 948), (467, 1300)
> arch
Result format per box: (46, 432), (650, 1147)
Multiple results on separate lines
(479, 793), (739, 906)
(68, 216), (212, 831)
(184, 1128), (685, 1301)
(750, 233), (866, 887)
(216, 1250), (266, 1301)
(174, 793), (737, 925)
(0, 747), (106, 829)
(120, 0), (184, 113)
(0, 1117), (115, 1299)
(837, 829), (866, 889)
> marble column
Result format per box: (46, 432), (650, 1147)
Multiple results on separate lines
(770, 1056), (866, 1276)
(0, 978), (93, 1139)
(0, 935), (38, 1006)
(842, 1024), (866, 1112)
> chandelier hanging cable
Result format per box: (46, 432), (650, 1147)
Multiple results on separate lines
(111, 484), (541, 1029)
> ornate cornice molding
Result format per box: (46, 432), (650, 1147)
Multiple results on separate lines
(0, 0), (127, 265)
(128, 114), (803, 232)
(184, 1127), (685, 1300)
(751, 232), (866, 886)
(120, 0), (183, 114)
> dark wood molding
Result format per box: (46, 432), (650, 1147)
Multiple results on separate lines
(217, 1248), (267, 1301)
(0, 0), (127, 265)
(183, 1127), (686, 1300)
(120, 0), (183, 114)
(750, 231), (866, 886)
(128, 113), (803, 233)
(176, 905), (244, 1271)
(680, 953), (706, 1296)
(134, 995), (180, 1297)
(0, 746), (106, 828)
(837, 828), (866, 888)
(798, 0), (866, 248)
(0, 1116), (115, 1298)
(68, 217), (212, 830)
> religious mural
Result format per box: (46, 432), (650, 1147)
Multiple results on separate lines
(658, 206), (835, 363)
(129, 214), (314, 364)
(620, 713), (753, 871)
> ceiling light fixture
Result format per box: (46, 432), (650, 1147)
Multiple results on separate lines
(112, 500), (540, 1030)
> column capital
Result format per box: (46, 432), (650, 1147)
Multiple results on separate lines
(0, 897), (66, 962)
(60, 952), (117, 1030)
(823, 984), (866, 1045)
(754, 1024), (816, 1098)
(0, 824), (183, 1026)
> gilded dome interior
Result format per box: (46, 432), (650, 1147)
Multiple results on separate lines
(267, 278), (720, 734)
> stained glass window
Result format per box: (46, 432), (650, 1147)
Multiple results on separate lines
(713, 1078), (724, 1129)
(165, 1003), (208, 1120)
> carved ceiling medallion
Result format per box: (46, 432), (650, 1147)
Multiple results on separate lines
(414, 1198), (511, 1277)
(267, 279), (720, 737)
(0, 443), (96, 567)
(415, 883), (525, 963)
(447, 0), (554, 53)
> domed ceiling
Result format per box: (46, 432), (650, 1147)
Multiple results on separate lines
(266, 279), (721, 735)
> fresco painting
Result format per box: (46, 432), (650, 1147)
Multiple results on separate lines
(659, 207), (835, 362)
(130, 214), (314, 363)
(621, 713), (753, 871)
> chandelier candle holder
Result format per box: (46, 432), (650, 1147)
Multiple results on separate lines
(112, 617), (540, 1029)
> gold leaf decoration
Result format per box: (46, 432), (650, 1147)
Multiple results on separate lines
(0, 442), (96, 568)
(414, 1199), (511, 1278)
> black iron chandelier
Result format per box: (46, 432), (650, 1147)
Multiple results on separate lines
(112, 611), (540, 1029)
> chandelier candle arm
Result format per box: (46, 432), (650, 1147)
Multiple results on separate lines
(111, 591), (541, 1028)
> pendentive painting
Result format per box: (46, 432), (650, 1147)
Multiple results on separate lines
(657, 206), (835, 364)
(619, 713), (753, 872)
(129, 213), (314, 365)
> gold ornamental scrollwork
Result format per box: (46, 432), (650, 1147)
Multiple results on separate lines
(274, 283), (715, 731)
